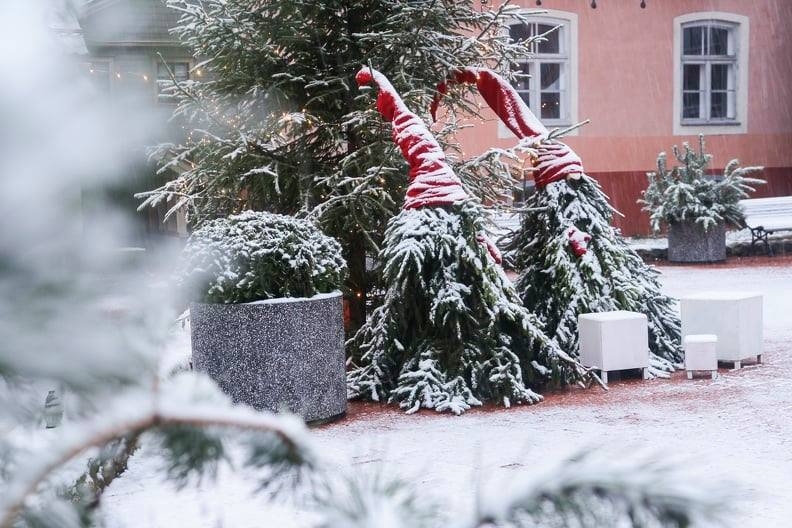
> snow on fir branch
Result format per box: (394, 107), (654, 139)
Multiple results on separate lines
(0, 371), (320, 527)
(503, 174), (685, 372)
(473, 448), (729, 528)
(639, 135), (765, 232)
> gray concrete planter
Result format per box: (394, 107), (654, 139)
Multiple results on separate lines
(668, 221), (726, 263)
(190, 291), (346, 423)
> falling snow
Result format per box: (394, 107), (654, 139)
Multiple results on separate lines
(99, 258), (792, 527)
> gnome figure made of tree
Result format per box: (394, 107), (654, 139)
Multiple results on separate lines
(347, 67), (588, 415)
(432, 67), (683, 371)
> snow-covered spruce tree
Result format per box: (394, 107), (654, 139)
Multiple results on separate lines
(347, 68), (590, 415)
(509, 175), (684, 371)
(432, 68), (683, 371)
(639, 135), (764, 233)
(0, 5), (319, 526)
(138, 0), (546, 330)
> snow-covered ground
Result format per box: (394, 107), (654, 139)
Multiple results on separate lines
(100, 259), (792, 527)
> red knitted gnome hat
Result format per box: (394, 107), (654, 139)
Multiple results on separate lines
(355, 67), (468, 210)
(431, 67), (585, 189)
(356, 67), (501, 263)
(431, 67), (592, 257)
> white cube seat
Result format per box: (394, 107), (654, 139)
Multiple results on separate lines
(684, 334), (718, 379)
(578, 311), (649, 385)
(681, 292), (763, 369)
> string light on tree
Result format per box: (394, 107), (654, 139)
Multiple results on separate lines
(138, 0), (553, 337)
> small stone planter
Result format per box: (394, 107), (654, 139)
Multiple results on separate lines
(191, 291), (346, 423)
(668, 221), (726, 263)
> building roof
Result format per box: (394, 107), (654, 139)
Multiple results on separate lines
(79, 0), (183, 48)
(49, 1), (88, 55)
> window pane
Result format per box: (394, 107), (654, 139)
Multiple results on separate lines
(513, 62), (531, 91)
(683, 26), (704, 55)
(727, 90), (736, 119)
(158, 62), (190, 82)
(710, 91), (727, 118)
(683, 92), (700, 119)
(710, 64), (730, 90)
(540, 63), (561, 90)
(173, 63), (189, 80)
(709, 26), (729, 55)
(512, 62), (530, 106)
(710, 91), (736, 119)
(540, 92), (561, 119)
(683, 64), (701, 90)
(509, 23), (531, 43)
(537, 24), (560, 54)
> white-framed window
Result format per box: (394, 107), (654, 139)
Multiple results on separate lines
(509, 19), (567, 122)
(502, 10), (578, 138)
(673, 12), (749, 135)
(681, 22), (737, 121)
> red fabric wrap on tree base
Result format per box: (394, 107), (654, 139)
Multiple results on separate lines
(356, 67), (502, 264)
(566, 226), (592, 257)
(430, 67), (585, 189)
(476, 233), (503, 263)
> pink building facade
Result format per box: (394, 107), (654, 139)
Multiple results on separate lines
(457, 0), (792, 236)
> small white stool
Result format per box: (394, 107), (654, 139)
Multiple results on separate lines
(684, 334), (718, 380)
(681, 291), (763, 369)
(579, 311), (649, 384)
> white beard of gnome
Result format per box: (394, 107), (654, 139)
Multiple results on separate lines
(347, 67), (589, 415)
(432, 68), (682, 372)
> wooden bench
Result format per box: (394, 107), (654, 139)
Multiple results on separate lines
(739, 196), (792, 255)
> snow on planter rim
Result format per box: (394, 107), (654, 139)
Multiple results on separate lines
(244, 291), (342, 305)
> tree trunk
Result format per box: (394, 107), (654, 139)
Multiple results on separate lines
(345, 234), (367, 333)
(343, 1), (367, 335)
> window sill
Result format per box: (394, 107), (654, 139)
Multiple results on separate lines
(673, 119), (746, 136)
(680, 120), (741, 126)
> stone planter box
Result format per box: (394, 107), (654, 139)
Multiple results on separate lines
(191, 291), (346, 423)
(668, 221), (726, 263)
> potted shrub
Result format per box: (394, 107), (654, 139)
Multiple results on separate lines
(639, 136), (764, 263)
(179, 210), (348, 423)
